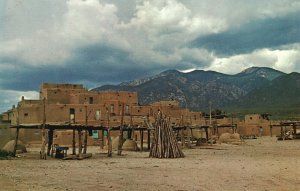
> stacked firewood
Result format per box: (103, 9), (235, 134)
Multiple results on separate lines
(149, 112), (185, 158)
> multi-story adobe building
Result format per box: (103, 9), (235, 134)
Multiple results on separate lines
(9, 83), (205, 126)
(5, 83), (206, 145)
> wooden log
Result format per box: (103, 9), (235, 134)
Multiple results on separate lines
(100, 130), (104, 149)
(40, 128), (47, 160)
(83, 106), (88, 154)
(83, 130), (88, 154)
(149, 112), (184, 158)
(140, 129), (144, 151)
(181, 128), (185, 148)
(187, 126), (191, 148)
(13, 105), (20, 157)
(205, 127), (209, 141)
(78, 153), (92, 160)
(78, 129), (82, 157)
(47, 128), (54, 156)
(13, 127), (20, 157)
(107, 129), (112, 157)
(40, 98), (47, 160)
(118, 103), (125, 155)
(72, 129), (76, 155)
(63, 153), (92, 160)
(147, 129), (150, 150)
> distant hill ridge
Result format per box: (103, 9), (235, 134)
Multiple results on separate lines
(93, 66), (299, 117)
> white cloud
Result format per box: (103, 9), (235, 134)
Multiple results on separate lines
(206, 45), (300, 74)
(0, 0), (123, 66)
(0, 90), (39, 112)
(180, 0), (300, 26)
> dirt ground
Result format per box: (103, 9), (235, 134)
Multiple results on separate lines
(1, 137), (300, 191)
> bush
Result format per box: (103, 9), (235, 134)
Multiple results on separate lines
(0, 149), (14, 160)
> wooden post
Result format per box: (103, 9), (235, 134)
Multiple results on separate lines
(140, 129), (144, 151)
(72, 128), (76, 155)
(107, 129), (112, 157)
(205, 127), (209, 141)
(107, 108), (112, 157)
(47, 128), (54, 156)
(181, 127), (185, 148)
(13, 127), (20, 157)
(187, 127), (191, 148)
(118, 103), (125, 155)
(147, 129), (150, 150)
(270, 125), (273, 137)
(83, 130), (88, 154)
(13, 105), (20, 157)
(78, 129), (82, 157)
(40, 98), (47, 160)
(100, 129), (104, 149)
(83, 105), (88, 154)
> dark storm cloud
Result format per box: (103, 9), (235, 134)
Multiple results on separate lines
(191, 13), (300, 56)
(0, 44), (166, 91)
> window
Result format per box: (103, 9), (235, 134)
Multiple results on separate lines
(70, 108), (75, 123)
(24, 113), (28, 117)
(125, 105), (129, 114)
(110, 104), (114, 113)
(89, 97), (93, 104)
(95, 110), (101, 120)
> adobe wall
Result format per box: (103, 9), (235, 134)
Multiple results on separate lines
(18, 102), (43, 124)
(53, 130), (99, 146)
(40, 83), (86, 104)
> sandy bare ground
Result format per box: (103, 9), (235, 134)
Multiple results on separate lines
(1, 137), (300, 191)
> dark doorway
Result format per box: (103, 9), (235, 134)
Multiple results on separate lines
(70, 108), (75, 123)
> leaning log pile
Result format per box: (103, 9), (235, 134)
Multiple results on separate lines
(149, 112), (184, 158)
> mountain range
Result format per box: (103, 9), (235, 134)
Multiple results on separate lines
(93, 67), (300, 118)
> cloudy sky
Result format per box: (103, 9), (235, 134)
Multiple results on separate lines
(0, 0), (300, 112)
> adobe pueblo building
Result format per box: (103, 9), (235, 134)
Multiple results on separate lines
(6, 83), (208, 147)
(9, 83), (205, 127)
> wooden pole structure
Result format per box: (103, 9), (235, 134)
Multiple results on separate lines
(187, 126), (191, 148)
(181, 128), (185, 147)
(47, 128), (54, 156)
(40, 98), (47, 159)
(78, 129), (82, 157)
(293, 123), (296, 137)
(13, 105), (20, 157)
(117, 103), (125, 155)
(83, 105), (88, 154)
(205, 127), (209, 141)
(100, 130), (104, 149)
(13, 127), (20, 157)
(130, 115), (133, 139)
(107, 109), (112, 157)
(72, 128), (76, 155)
(180, 115), (185, 147)
(270, 125), (273, 137)
(147, 129), (151, 150)
(107, 129), (112, 157)
(149, 112), (184, 158)
(140, 129), (144, 151)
